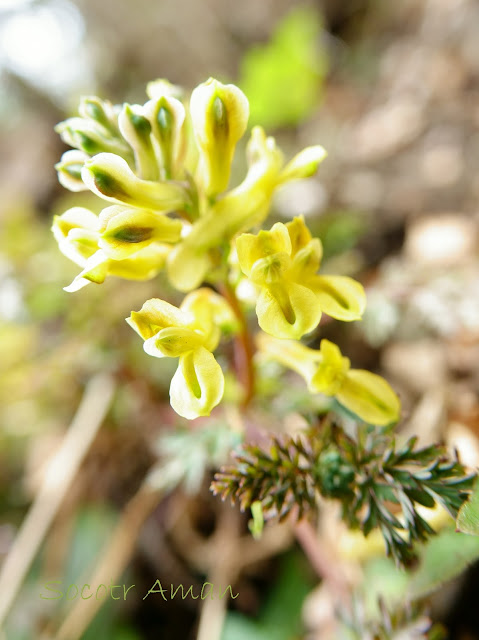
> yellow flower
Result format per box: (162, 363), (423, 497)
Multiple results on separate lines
(81, 153), (189, 212)
(143, 94), (187, 180)
(127, 289), (229, 419)
(258, 335), (400, 426)
(190, 78), (249, 197)
(118, 104), (159, 181)
(236, 217), (366, 339)
(52, 206), (173, 291)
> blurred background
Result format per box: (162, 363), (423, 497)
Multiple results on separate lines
(1, 0), (479, 638)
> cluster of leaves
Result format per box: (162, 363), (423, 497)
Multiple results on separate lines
(212, 420), (475, 564)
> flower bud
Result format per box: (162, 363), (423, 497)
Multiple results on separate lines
(55, 150), (90, 192)
(79, 96), (119, 135)
(278, 145), (327, 183)
(190, 78), (249, 197)
(55, 118), (132, 160)
(143, 96), (186, 179)
(82, 153), (189, 211)
(118, 104), (159, 180)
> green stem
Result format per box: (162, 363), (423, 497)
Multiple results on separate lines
(219, 280), (255, 408)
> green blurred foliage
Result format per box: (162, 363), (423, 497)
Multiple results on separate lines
(239, 6), (328, 130)
(456, 479), (479, 536)
(409, 527), (479, 600)
(311, 210), (368, 261)
(221, 551), (313, 640)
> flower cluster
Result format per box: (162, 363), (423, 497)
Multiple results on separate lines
(52, 77), (400, 423)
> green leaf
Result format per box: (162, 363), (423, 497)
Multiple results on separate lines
(456, 479), (479, 535)
(239, 6), (328, 129)
(409, 526), (479, 600)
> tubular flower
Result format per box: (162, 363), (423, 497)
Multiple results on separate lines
(51, 206), (177, 291)
(190, 77), (249, 197)
(236, 216), (366, 339)
(258, 334), (400, 426)
(127, 289), (232, 419)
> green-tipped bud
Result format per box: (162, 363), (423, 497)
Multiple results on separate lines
(55, 117), (132, 160)
(190, 77), (249, 197)
(82, 153), (189, 211)
(118, 104), (158, 180)
(79, 96), (119, 135)
(55, 150), (90, 192)
(144, 96), (186, 179)
(278, 145), (327, 184)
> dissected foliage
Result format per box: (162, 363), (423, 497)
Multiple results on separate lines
(212, 420), (475, 564)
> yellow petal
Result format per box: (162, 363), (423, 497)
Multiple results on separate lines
(336, 369), (401, 426)
(52, 207), (100, 242)
(309, 275), (366, 322)
(249, 253), (291, 285)
(256, 333), (317, 381)
(55, 117), (132, 159)
(144, 327), (205, 358)
(58, 228), (99, 267)
(118, 104), (159, 181)
(179, 288), (226, 349)
(144, 95), (186, 179)
(170, 347), (224, 419)
(82, 153), (188, 211)
(309, 339), (350, 395)
(256, 282), (321, 339)
(127, 298), (191, 340)
(190, 78), (249, 196)
(99, 207), (182, 259)
(55, 150), (90, 192)
(236, 222), (291, 277)
(290, 238), (322, 279)
(105, 244), (168, 280)
(285, 216), (313, 255)
(166, 240), (212, 292)
(181, 288), (236, 332)
(278, 145), (327, 183)
(63, 249), (109, 292)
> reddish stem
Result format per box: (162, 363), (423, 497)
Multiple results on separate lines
(219, 281), (255, 408)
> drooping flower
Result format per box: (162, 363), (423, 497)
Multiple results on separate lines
(258, 334), (400, 426)
(127, 289), (233, 419)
